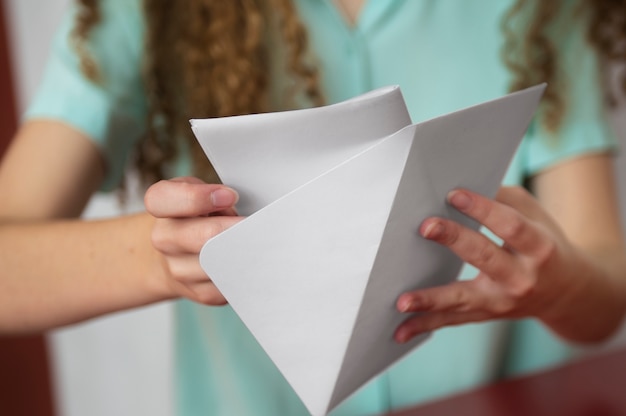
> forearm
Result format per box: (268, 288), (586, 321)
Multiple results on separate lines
(532, 154), (626, 343)
(0, 213), (175, 333)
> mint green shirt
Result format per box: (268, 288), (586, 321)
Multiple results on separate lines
(26, 1), (616, 415)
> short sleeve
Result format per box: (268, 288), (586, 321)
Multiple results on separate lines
(24, 0), (147, 191)
(521, 10), (618, 177)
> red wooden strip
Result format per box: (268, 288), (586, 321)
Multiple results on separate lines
(0, 1), (56, 415)
(390, 348), (626, 416)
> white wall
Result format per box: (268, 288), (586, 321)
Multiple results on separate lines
(4, 1), (173, 416)
(3, 1), (626, 415)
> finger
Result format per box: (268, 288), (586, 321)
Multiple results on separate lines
(152, 216), (243, 254)
(169, 278), (228, 306)
(420, 217), (518, 281)
(166, 254), (212, 284)
(188, 282), (228, 305)
(394, 310), (491, 343)
(396, 280), (488, 314)
(447, 189), (550, 256)
(145, 179), (239, 218)
(162, 179), (239, 216)
(209, 207), (239, 217)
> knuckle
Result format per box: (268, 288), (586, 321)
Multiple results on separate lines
(470, 199), (491, 222)
(506, 275), (537, 301)
(415, 293), (434, 311)
(168, 264), (185, 283)
(187, 223), (215, 251)
(451, 291), (473, 312)
(202, 219), (227, 239)
(499, 214), (526, 241)
(472, 244), (497, 268)
(188, 219), (229, 250)
(151, 223), (171, 251)
(534, 239), (557, 266)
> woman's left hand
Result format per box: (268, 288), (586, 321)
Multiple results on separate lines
(394, 186), (609, 343)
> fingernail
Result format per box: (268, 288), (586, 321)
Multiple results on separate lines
(211, 189), (239, 208)
(395, 329), (410, 344)
(398, 297), (413, 313)
(422, 221), (444, 239)
(448, 190), (472, 211)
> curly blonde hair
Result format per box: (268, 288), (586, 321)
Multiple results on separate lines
(72, 0), (323, 185)
(501, 0), (626, 132)
(138, 0), (324, 184)
(71, 0), (626, 187)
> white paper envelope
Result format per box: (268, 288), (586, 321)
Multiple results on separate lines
(191, 84), (545, 416)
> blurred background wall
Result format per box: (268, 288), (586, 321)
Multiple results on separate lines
(0, 1), (625, 415)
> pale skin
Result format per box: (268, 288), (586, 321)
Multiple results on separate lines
(0, 120), (240, 333)
(0, 0), (624, 348)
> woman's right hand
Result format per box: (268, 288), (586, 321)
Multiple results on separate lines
(144, 177), (243, 305)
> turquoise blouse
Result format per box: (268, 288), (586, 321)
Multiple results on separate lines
(26, 1), (616, 415)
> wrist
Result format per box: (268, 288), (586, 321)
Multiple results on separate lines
(538, 250), (626, 343)
(135, 212), (180, 302)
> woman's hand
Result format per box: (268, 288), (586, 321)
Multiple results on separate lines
(144, 177), (243, 305)
(394, 186), (624, 344)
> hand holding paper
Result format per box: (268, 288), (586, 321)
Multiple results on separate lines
(395, 181), (600, 343)
(144, 177), (242, 305)
(190, 85), (544, 416)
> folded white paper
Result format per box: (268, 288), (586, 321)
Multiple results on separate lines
(191, 84), (545, 416)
